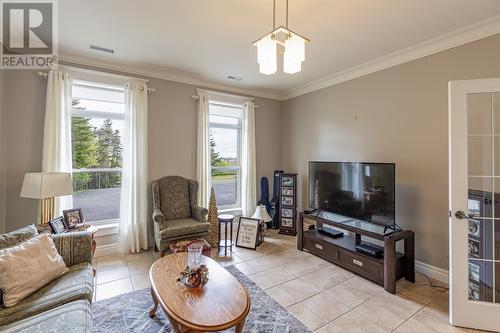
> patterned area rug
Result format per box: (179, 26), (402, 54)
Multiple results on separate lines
(93, 265), (311, 333)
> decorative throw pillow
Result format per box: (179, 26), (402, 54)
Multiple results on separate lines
(0, 224), (38, 250)
(0, 234), (68, 307)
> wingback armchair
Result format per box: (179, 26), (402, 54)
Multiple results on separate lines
(152, 176), (210, 256)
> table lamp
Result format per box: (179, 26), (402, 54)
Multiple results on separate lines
(252, 204), (272, 239)
(252, 204), (272, 223)
(20, 172), (73, 226)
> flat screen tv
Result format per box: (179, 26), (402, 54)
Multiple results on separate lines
(309, 161), (395, 229)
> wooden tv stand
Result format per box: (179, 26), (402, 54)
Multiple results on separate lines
(297, 212), (415, 294)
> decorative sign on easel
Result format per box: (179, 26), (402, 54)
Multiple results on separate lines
(236, 217), (259, 250)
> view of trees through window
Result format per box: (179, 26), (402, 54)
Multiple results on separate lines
(210, 135), (238, 174)
(209, 103), (242, 209)
(71, 82), (125, 223)
(72, 99), (122, 190)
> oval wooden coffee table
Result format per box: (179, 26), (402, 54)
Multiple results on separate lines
(149, 253), (250, 333)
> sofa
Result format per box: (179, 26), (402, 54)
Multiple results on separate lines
(152, 176), (210, 256)
(0, 225), (94, 333)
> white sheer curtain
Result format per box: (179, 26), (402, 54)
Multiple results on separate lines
(119, 82), (149, 253)
(242, 101), (257, 216)
(42, 70), (73, 215)
(195, 93), (210, 208)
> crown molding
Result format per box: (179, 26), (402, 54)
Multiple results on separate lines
(58, 52), (286, 101)
(283, 15), (500, 100)
(58, 15), (500, 102)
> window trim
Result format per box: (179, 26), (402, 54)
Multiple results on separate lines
(72, 109), (124, 121)
(196, 88), (253, 105)
(208, 99), (245, 211)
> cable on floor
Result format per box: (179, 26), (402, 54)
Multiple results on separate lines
(423, 274), (449, 293)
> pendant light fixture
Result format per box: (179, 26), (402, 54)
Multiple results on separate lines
(252, 0), (310, 75)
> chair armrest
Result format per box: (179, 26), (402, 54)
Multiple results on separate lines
(153, 208), (168, 230)
(192, 205), (208, 222)
(51, 232), (92, 267)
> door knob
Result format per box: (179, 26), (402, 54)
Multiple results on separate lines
(455, 211), (473, 220)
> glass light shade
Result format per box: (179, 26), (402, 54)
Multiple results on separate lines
(284, 34), (305, 74)
(255, 35), (277, 75)
(283, 59), (302, 74)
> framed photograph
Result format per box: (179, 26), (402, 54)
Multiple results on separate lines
(468, 281), (480, 301)
(281, 196), (293, 206)
(282, 208), (294, 218)
(281, 218), (293, 228)
(281, 186), (294, 196)
(468, 262), (480, 283)
(49, 216), (68, 234)
(63, 208), (84, 229)
(282, 176), (294, 187)
(468, 239), (480, 258)
(468, 219), (480, 238)
(236, 217), (259, 250)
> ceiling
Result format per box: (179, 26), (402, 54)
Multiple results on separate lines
(59, 0), (500, 99)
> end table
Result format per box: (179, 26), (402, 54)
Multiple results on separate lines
(218, 214), (235, 256)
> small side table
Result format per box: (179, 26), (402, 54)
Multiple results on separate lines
(218, 214), (235, 256)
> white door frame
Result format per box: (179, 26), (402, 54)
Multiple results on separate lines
(449, 78), (500, 332)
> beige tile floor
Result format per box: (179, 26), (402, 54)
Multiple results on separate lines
(92, 229), (487, 333)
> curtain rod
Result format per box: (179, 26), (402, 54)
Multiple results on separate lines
(191, 95), (259, 108)
(37, 71), (156, 93)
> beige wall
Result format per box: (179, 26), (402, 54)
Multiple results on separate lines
(282, 34), (500, 270)
(2, 34), (499, 269)
(1, 67), (283, 237)
(146, 77), (283, 188)
(145, 76), (283, 240)
(2, 70), (45, 233)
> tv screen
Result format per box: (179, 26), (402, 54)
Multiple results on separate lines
(309, 161), (395, 228)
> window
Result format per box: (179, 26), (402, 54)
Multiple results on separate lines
(71, 80), (125, 224)
(209, 101), (244, 210)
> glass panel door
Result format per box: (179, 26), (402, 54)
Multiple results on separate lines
(467, 93), (498, 303)
(449, 78), (500, 332)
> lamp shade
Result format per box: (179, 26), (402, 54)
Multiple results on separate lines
(251, 204), (272, 222)
(20, 172), (73, 199)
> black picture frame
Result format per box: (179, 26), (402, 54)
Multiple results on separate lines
(236, 217), (259, 250)
(63, 208), (84, 229)
(282, 176), (294, 186)
(281, 196), (294, 206)
(282, 186), (294, 196)
(282, 207), (294, 218)
(49, 216), (68, 234)
(281, 217), (293, 228)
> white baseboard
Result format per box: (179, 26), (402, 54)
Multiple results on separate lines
(94, 243), (119, 257)
(415, 260), (449, 284)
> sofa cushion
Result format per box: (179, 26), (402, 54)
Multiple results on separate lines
(159, 218), (210, 238)
(0, 299), (92, 333)
(0, 263), (93, 326)
(0, 224), (38, 250)
(0, 234), (69, 307)
(158, 176), (191, 220)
